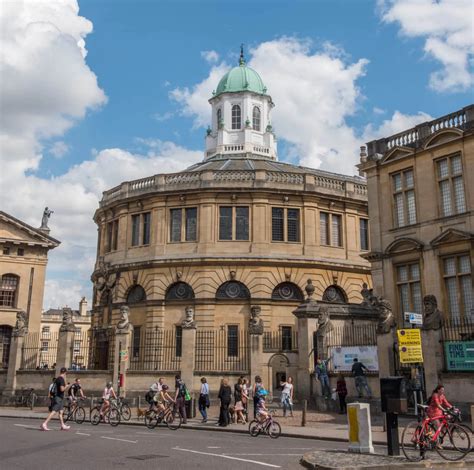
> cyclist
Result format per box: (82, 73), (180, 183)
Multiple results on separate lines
(256, 389), (269, 423)
(427, 384), (453, 429)
(67, 378), (85, 412)
(100, 381), (116, 419)
(155, 384), (175, 414)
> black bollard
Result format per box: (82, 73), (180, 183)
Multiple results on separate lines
(386, 412), (400, 456)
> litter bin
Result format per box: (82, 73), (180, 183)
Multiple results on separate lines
(185, 398), (195, 419)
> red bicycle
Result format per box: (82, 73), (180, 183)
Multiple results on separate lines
(401, 404), (471, 461)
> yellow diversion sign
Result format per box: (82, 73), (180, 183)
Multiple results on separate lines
(397, 329), (423, 364)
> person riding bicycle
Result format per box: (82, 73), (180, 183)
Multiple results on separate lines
(256, 389), (269, 423)
(427, 384), (453, 429)
(100, 381), (116, 419)
(154, 384), (175, 414)
(67, 378), (85, 410)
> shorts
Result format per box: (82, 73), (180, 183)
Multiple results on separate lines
(234, 401), (244, 411)
(51, 396), (64, 412)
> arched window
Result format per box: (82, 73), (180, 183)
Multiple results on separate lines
(217, 108), (222, 128)
(0, 325), (12, 368)
(216, 281), (250, 300)
(272, 282), (304, 301)
(126, 285), (146, 304)
(231, 105), (241, 130)
(165, 282), (195, 301)
(0, 274), (19, 307)
(252, 106), (261, 131)
(322, 285), (347, 303)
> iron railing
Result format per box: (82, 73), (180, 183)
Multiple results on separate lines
(263, 330), (298, 352)
(20, 332), (58, 370)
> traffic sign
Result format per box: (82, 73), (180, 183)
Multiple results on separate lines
(397, 329), (423, 363)
(408, 313), (423, 325)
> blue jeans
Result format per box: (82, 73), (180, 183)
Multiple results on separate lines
(198, 397), (207, 420)
(355, 376), (372, 398)
(319, 375), (330, 398)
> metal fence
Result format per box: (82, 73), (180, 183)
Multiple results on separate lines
(88, 328), (115, 370)
(325, 322), (377, 348)
(263, 330), (298, 352)
(195, 329), (249, 373)
(128, 328), (181, 372)
(21, 332), (58, 370)
(441, 317), (474, 372)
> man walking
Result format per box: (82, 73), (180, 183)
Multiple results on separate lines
(174, 374), (187, 424)
(41, 367), (70, 431)
(351, 358), (372, 398)
(315, 356), (331, 399)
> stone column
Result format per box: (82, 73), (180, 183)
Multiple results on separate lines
(376, 331), (396, 378)
(180, 306), (197, 392)
(421, 329), (442, 394)
(55, 307), (77, 376)
(3, 334), (25, 396)
(248, 305), (264, 386)
(113, 330), (132, 396)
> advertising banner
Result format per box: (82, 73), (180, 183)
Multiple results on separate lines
(444, 341), (474, 371)
(329, 346), (379, 372)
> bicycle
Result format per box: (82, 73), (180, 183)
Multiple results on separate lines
(144, 402), (182, 431)
(15, 388), (36, 409)
(90, 400), (121, 427)
(115, 396), (131, 421)
(401, 404), (471, 462)
(248, 410), (281, 438)
(64, 397), (86, 424)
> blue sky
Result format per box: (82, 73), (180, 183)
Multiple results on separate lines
(1, 0), (472, 308)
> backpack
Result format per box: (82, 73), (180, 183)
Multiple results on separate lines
(145, 390), (154, 404)
(177, 381), (187, 399)
(254, 383), (264, 398)
(49, 380), (58, 398)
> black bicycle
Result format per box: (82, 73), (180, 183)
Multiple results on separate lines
(15, 388), (36, 409)
(64, 398), (86, 424)
(115, 397), (131, 421)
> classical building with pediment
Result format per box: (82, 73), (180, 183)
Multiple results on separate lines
(0, 211), (60, 367)
(359, 105), (473, 327)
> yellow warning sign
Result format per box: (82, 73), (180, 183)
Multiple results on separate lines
(397, 329), (423, 363)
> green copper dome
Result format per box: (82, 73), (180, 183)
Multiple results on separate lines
(215, 64), (267, 97)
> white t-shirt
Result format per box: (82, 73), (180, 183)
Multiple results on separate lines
(200, 383), (209, 395)
(282, 382), (293, 395)
(103, 387), (113, 400)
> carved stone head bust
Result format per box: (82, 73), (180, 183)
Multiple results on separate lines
(117, 305), (131, 332)
(422, 294), (443, 330)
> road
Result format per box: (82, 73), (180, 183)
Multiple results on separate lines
(0, 416), (352, 469)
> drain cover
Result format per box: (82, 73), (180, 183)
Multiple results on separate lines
(127, 454), (169, 461)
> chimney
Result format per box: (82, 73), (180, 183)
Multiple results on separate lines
(359, 145), (367, 163)
(79, 297), (87, 316)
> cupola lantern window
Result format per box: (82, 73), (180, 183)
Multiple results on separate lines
(231, 105), (241, 130)
(252, 106), (261, 131)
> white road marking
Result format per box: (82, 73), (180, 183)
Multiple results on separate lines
(135, 431), (174, 437)
(207, 446), (221, 448)
(226, 453), (302, 456)
(173, 447), (281, 468)
(101, 436), (137, 443)
(76, 432), (91, 436)
(14, 424), (34, 428)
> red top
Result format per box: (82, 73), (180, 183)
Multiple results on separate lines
(336, 379), (347, 396)
(427, 392), (452, 419)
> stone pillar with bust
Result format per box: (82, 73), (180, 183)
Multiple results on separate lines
(56, 307), (77, 376)
(248, 305), (264, 386)
(180, 306), (197, 392)
(421, 295), (444, 394)
(4, 311), (28, 396)
(113, 305), (133, 396)
(375, 298), (397, 380)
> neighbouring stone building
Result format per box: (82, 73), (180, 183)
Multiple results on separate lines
(0, 210), (59, 368)
(89, 53), (374, 396)
(359, 105), (474, 406)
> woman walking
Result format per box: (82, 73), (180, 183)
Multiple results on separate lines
(336, 374), (347, 414)
(280, 376), (294, 417)
(198, 377), (210, 423)
(242, 378), (249, 419)
(234, 377), (246, 424)
(252, 375), (264, 419)
(217, 378), (232, 427)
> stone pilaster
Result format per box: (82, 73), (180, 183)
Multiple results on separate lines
(180, 327), (196, 392)
(113, 331), (132, 396)
(249, 333), (263, 385)
(376, 330), (396, 378)
(3, 334), (25, 395)
(56, 329), (76, 376)
(421, 329), (443, 394)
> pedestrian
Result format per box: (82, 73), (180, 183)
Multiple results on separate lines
(174, 374), (188, 424)
(336, 373), (347, 414)
(315, 356), (332, 399)
(280, 376), (294, 417)
(252, 375), (264, 418)
(198, 377), (210, 423)
(241, 377), (249, 419)
(41, 367), (70, 431)
(351, 358), (372, 398)
(217, 378), (232, 426)
(234, 377), (246, 424)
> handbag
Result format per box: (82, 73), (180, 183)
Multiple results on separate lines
(184, 389), (191, 402)
(205, 394), (210, 408)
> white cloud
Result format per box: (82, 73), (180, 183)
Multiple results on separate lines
(172, 38), (369, 174)
(152, 111), (174, 122)
(201, 50), (219, 63)
(49, 141), (70, 158)
(379, 0), (473, 92)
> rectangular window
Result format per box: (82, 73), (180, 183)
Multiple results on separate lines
(331, 214), (342, 247)
(219, 206), (249, 241)
(2, 246), (10, 255)
(170, 209), (182, 242)
(443, 254), (472, 321)
(73, 340), (81, 353)
(392, 169), (417, 227)
(396, 262), (422, 324)
(360, 218), (369, 251)
(272, 208), (284, 242)
(320, 212), (329, 245)
(227, 325), (239, 357)
(175, 326), (182, 358)
(235, 207), (249, 241)
(41, 341), (49, 352)
(287, 209), (300, 242)
(219, 207), (233, 240)
(320, 212), (343, 247)
(142, 212), (151, 245)
(106, 220), (119, 252)
(437, 155), (466, 217)
(185, 208), (197, 241)
(131, 214), (140, 246)
(133, 326), (141, 358)
(281, 326), (292, 351)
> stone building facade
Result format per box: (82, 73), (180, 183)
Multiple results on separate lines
(0, 211), (59, 368)
(90, 57), (372, 394)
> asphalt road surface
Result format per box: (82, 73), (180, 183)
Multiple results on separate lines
(0, 416), (353, 469)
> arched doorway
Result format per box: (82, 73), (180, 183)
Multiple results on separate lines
(267, 353), (290, 397)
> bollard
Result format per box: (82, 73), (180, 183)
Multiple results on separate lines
(301, 399), (307, 427)
(347, 402), (374, 454)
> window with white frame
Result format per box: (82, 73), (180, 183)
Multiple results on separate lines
(252, 106), (261, 131)
(437, 155), (466, 217)
(396, 263), (422, 323)
(443, 254), (472, 321)
(320, 212), (342, 247)
(360, 218), (369, 251)
(231, 105), (241, 129)
(392, 169), (416, 227)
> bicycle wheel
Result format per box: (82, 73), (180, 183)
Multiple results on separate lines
(63, 407), (72, 424)
(120, 403), (131, 421)
(26, 394), (35, 409)
(436, 424), (471, 461)
(108, 408), (121, 427)
(401, 421), (425, 462)
(165, 409), (182, 430)
(249, 420), (261, 437)
(144, 410), (157, 430)
(267, 420), (281, 439)
(90, 407), (101, 425)
(75, 406), (86, 424)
